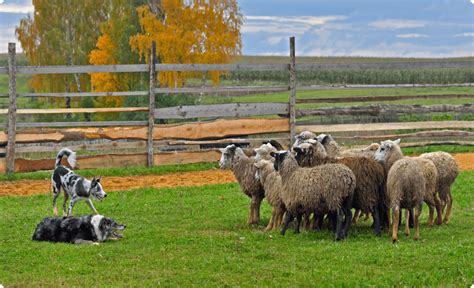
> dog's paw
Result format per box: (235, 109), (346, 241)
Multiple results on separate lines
(92, 242), (100, 246)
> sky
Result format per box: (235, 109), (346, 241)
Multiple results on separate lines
(0, 0), (473, 57)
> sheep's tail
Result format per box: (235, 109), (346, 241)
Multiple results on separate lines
(55, 148), (76, 169)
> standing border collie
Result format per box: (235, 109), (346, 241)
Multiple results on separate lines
(32, 215), (125, 244)
(52, 148), (107, 216)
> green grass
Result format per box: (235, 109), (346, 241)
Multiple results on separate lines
(0, 162), (218, 182)
(0, 171), (473, 286)
(402, 145), (474, 155)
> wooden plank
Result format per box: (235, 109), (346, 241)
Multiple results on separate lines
(6, 43), (17, 174)
(289, 37), (297, 148)
(20, 91), (149, 98)
(12, 63), (289, 75)
(297, 83), (473, 90)
(148, 41), (156, 167)
(168, 137), (290, 146)
(154, 103), (289, 119)
(0, 151), (222, 173)
(297, 61), (474, 70)
(15, 121), (148, 128)
(153, 86), (289, 94)
(0, 107), (148, 115)
(297, 104), (474, 117)
(12, 141), (147, 153)
(296, 94), (474, 104)
(0, 118), (290, 144)
(297, 121), (474, 133)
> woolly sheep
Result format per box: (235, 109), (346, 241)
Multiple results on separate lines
(271, 151), (356, 240)
(219, 144), (265, 225)
(293, 131), (317, 147)
(294, 141), (388, 235)
(316, 134), (340, 158)
(254, 159), (285, 231)
(412, 157), (441, 227)
(339, 143), (380, 159)
(420, 152), (459, 224)
(255, 143), (279, 162)
(374, 139), (425, 243)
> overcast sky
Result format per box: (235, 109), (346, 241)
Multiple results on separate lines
(0, 0), (473, 57)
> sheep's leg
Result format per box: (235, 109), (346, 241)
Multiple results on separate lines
(277, 206), (286, 229)
(372, 206), (381, 236)
(443, 189), (453, 224)
(247, 200), (255, 225)
(414, 205), (422, 241)
(434, 194), (443, 225)
(273, 206), (283, 230)
(425, 195), (436, 227)
(254, 196), (263, 225)
(342, 206), (352, 239)
(294, 213), (303, 234)
(281, 211), (293, 236)
(392, 207), (400, 243)
(404, 209), (410, 237)
(335, 208), (345, 241)
(265, 207), (276, 231)
(408, 208), (414, 228)
(352, 209), (361, 224)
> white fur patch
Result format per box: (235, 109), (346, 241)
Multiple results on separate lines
(91, 215), (104, 242)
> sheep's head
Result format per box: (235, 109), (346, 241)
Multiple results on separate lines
(219, 144), (238, 169)
(316, 134), (334, 146)
(270, 151), (291, 171)
(363, 143), (380, 152)
(374, 139), (401, 163)
(253, 159), (272, 181)
(293, 143), (313, 165)
(293, 131), (316, 147)
(262, 139), (285, 150)
(255, 143), (278, 162)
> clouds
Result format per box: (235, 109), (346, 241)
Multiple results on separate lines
(396, 34), (428, 39)
(455, 32), (474, 37)
(369, 19), (427, 29)
(0, 2), (33, 13)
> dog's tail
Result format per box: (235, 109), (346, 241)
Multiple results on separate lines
(55, 148), (76, 168)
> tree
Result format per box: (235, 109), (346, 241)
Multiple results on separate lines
(129, 0), (243, 88)
(16, 0), (109, 109)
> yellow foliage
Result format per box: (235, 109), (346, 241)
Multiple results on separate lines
(130, 0), (242, 87)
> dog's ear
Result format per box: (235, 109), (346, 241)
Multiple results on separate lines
(92, 176), (96, 182)
(97, 176), (102, 182)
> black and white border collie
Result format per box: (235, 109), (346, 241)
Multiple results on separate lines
(52, 148), (107, 216)
(32, 215), (126, 244)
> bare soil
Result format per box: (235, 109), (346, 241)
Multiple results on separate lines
(0, 153), (472, 197)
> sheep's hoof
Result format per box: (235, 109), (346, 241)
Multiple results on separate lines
(414, 236), (420, 241)
(392, 238), (397, 244)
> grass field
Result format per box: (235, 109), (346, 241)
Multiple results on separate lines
(0, 171), (472, 286)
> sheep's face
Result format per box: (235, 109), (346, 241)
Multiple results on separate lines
(270, 151), (289, 171)
(254, 159), (271, 181)
(219, 145), (237, 169)
(293, 144), (313, 166)
(364, 143), (380, 152)
(293, 131), (316, 147)
(255, 143), (278, 162)
(316, 133), (334, 146)
(374, 139), (401, 162)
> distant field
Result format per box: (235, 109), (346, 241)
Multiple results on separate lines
(0, 171), (472, 286)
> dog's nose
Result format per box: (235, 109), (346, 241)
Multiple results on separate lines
(104, 194), (107, 198)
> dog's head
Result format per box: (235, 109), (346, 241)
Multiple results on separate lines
(90, 176), (107, 200)
(91, 215), (126, 242)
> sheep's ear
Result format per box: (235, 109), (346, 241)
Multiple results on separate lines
(229, 145), (237, 152)
(219, 148), (226, 153)
(293, 146), (303, 154)
(394, 138), (401, 145)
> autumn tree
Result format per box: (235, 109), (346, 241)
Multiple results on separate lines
(16, 0), (109, 110)
(129, 0), (243, 88)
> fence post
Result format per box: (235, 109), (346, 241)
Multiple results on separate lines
(289, 37), (296, 148)
(6, 43), (17, 174)
(147, 41), (156, 167)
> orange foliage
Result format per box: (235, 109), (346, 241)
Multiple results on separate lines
(130, 0), (242, 87)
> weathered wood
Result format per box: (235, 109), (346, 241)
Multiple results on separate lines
(297, 61), (474, 70)
(21, 91), (149, 98)
(10, 63), (289, 75)
(297, 121), (474, 133)
(148, 41), (156, 167)
(296, 94), (474, 104)
(168, 137), (290, 146)
(6, 43), (17, 174)
(0, 150), (222, 173)
(0, 118), (290, 144)
(297, 83), (473, 90)
(297, 104), (474, 117)
(289, 36), (296, 147)
(0, 107), (148, 115)
(154, 103), (289, 119)
(153, 86), (289, 94)
(11, 141), (148, 154)
(15, 121), (148, 128)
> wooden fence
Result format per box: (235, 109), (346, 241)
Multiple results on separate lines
(1, 38), (473, 173)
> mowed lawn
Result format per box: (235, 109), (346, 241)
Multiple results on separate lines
(0, 171), (473, 287)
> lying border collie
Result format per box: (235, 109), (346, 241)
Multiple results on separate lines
(32, 215), (125, 244)
(52, 148), (107, 216)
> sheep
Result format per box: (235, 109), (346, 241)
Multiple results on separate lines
(293, 141), (388, 235)
(420, 152), (459, 224)
(412, 157), (441, 227)
(219, 144), (265, 225)
(293, 131), (317, 147)
(271, 151), (356, 240)
(339, 143), (380, 159)
(316, 134), (340, 158)
(255, 143), (279, 162)
(262, 139), (285, 151)
(374, 139), (425, 243)
(254, 159), (285, 231)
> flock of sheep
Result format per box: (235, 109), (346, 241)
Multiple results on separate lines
(218, 131), (459, 243)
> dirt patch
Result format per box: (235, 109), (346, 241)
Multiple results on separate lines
(0, 153), (472, 197)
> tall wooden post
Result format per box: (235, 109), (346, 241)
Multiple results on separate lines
(147, 41), (156, 167)
(6, 43), (17, 174)
(289, 37), (296, 148)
